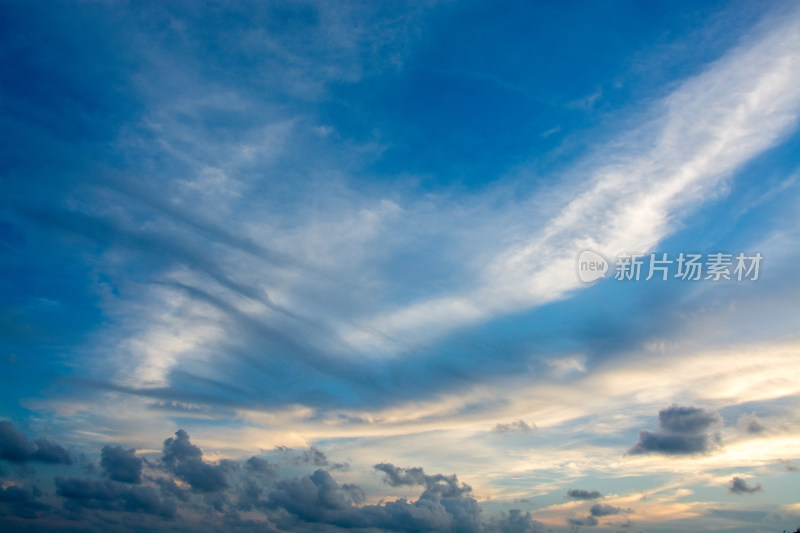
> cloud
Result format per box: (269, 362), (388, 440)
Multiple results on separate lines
(568, 515), (599, 527)
(628, 405), (722, 456)
(264, 466), (482, 532)
(590, 503), (632, 516)
(101, 445), (143, 484)
(161, 430), (228, 493)
(0, 421), (72, 465)
(55, 477), (178, 518)
(0, 484), (49, 519)
(374, 463), (472, 499)
(266, 469), (365, 524)
(486, 509), (545, 533)
(284, 446), (349, 471)
(656, 405), (721, 434)
(493, 420), (534, 433)
(245, 456), (279, 479)
(374, 463), (427, 487)
(737, 413), (767, 434)
(727, 477), (762, 494)
(566, 489), (603, 500)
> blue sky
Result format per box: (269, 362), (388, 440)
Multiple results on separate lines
(1, 1), (799, 531)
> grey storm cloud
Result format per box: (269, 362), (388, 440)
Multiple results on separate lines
(566, 488), (603, 500)
(162, 430), (228, 493)
(245, 456), (279, 479)
(101, 445), (143, 484)
(568, 515), (599, 526)
(373, 463), (472, 499)
(55, 477), (178, 518)
(0, 427), (578, 532)
(628, 405), (722, 456)
(590, 503), (632, 516)
(264, 466), (482, 532)
(0, 420), (72, 465)
(728, 477), (762, 494)
(0, 484), (49, 519)
(657, 405), (721, 433)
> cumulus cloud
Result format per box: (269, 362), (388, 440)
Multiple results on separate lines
(162, 430), (228, 493)
(374, 463), (472, 498)
(264, 466), (482, 532)
(55, 477), (177, 517)
(628, 405), (722, 455)
(0, 421), (72, 465)
(101, 445), (143, 484)
(728, 477), (762, 494)
(245, 456), (279, 479)
(566, 489), (603, 500)
(0, 484), (49, 519)
(486, 509), (545, 533)
(374, 463), (427, 487)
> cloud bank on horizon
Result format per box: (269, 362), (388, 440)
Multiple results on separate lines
(1, 1), (799, 531)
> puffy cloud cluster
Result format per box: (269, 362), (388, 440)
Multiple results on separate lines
(628, 405), (722, 455)
(0, 421), (72, 465)
(162, 430), (228, 493)
(0, 423), (556, 532)
(101, 445), (143, 484)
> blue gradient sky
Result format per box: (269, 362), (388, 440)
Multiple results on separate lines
(1, 1), (799, 531)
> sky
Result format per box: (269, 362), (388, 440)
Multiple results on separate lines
(1, 1), (799, 531)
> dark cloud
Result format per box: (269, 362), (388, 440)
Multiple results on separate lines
(493, 420), (534, 433)
(628, 405), (722, 456)
(0, 421), (72, 465)
(261, 465), (482, 532)
(486, 508), (545, 533)
(776, 459), (799, 472)
(590, 503), (632, 516)
(245, 456), (279, 479)
(266, 469), (366, 525)
(568, 515), (599, 526)
(657, 405), (721, 434)
(154, 477), (191, 503)
(31, 438), (74, 465)
(101, 445), (143, 484)
(55, 477), (177, 518)
(374, 463), (427, 487)
(374, 463), (472, 499)
(162, 430), (228, 493)
(0, 484), (49, 519)
(727, 477), (762, 494)
(566, 489), (603, 500)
